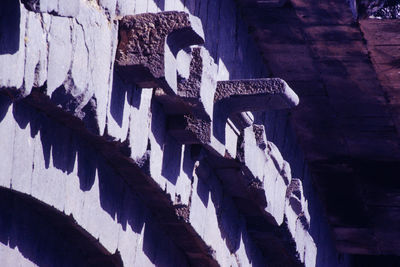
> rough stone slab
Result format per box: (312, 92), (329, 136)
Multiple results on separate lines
(177, 47), (217, 121)
(211, 79), (298, 153)
(215, 78), (299, 114)
(170, 78), (299, 159)
(167, 114), (211, 144)
(115, 11), (204, 95)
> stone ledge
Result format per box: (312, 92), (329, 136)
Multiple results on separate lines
(116, 12), (204, 95)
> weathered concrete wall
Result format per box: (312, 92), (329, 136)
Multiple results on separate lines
(0, 0), (351, 266)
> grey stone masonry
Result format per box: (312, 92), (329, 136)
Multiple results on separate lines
(0, 1), (348, 267)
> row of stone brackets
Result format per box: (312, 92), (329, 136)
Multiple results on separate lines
(166, 78), (299, 155)
(115, 10), (314, 266)
(115, 11), (299, 154)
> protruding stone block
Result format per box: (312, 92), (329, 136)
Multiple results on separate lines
(177, 47), (217, 121)
(167, 115), (211, 144)
(286, 178), (310, 230)
(153, 46), (217, 121)
(116, 12), (204, 95)
(215, 78), (299, 115)
(212, 79), (299, 146)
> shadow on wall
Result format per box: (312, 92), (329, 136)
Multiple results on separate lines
(108, 82), (265, 265)
(149, 99), (186, 186)
(148, 93), (265, 266)
(0, 92), (188, 267)
(0, 0), (20, 55)
(261, 107), (354, 266)
(110, 70), (138, 128)
(193, 160), (266, 266)
(0, 187), (123, 267)
(153, 0), (266, 79)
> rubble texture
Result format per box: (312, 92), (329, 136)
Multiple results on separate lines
(359, 0), (400, 18)
(116, 11), (204, 94)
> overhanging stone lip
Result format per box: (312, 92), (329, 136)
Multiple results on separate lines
(115, 11), (205, 94)
(215, 78), (299, 114)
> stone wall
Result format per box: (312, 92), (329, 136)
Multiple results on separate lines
(0, 0), (351, 266)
